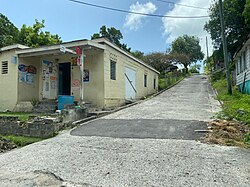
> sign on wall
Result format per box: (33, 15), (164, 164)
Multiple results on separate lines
(83, 69), (89, 82)
(72, 79), (80, 90)
(18, 64), (37, 85)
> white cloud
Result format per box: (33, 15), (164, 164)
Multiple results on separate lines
(124, 2), (157, 31)
(162, 0), (213, 58)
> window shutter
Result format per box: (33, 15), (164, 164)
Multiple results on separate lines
(110, 60), (116, 80)
(1, 61), (8, 74)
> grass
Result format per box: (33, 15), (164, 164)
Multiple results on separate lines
(210, 71), (250, 146)
(0, 135), (45, 147)
(0, 112), (32, 122)
(159, 73), (185, 90)
(212, 77), (250, 124)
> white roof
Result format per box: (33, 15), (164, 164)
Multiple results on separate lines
(0, 44), (29, 52)
(16, 40), (106, 57)
(92, 38), (160, 74)
(2, 38), (159, 74)
(234, 37), (250, 58)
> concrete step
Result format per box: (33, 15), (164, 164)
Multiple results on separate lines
(33, 101), (58, 114)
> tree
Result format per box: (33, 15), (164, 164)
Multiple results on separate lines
(19, 19), (61, 47)
(243, 0), (250, 24)
(204, 0), (250, 59)
(189, 64), (201, 73)
(130, 50), (144, 60)
(0, 13), (19, 48)
(143, 52), (173, 73)
(91, 25), (131, 52)
(170, 35), (204, 73)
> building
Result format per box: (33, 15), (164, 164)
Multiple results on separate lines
(0, 38), (159, 112)
(235, 37), (250, 94)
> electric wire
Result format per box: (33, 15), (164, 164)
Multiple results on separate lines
(68, 0), (209, 19)
(154, 0), (208, 10)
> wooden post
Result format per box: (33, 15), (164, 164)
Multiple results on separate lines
(80, 49), (85, 102)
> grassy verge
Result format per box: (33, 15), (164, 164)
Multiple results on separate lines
(0, 112), (32, 122)
(0, 135), (45, 147)
(210, 70), (250, 146)
(159, 73), (185, 90)
(212, 76), (250, 124)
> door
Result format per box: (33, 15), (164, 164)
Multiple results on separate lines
(71, 65), (81, 100)
(58, 62), (71, 95)
(42, 60), (58, 99)
(125, 67), (136, 100)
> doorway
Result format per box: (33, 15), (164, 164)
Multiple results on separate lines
(125, 67), (136, 100)
(59, 62), (71, 95)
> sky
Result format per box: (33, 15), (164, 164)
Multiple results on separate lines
(0, 0), (213, 71)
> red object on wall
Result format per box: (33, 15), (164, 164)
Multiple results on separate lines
(75, 47), (82, 55)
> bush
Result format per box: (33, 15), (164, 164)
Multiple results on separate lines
(211, 71), (250, 124)
(158, 72), (184, 90)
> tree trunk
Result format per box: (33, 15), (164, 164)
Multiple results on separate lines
(184, 65), (188, 74)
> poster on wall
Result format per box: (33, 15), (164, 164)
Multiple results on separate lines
(72, 79), (80, 90)
(83, 69), (89, 82)
(18, 64), (37, 84)
(26, 73), (35, 84)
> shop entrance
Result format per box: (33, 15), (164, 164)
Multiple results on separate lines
(59, 62), (71, 95)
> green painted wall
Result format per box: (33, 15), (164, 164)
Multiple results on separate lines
(239, 80), (250, 94)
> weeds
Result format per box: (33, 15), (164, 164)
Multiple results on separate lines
(210, 71), (250, 147)
(0, 135), (45, 147)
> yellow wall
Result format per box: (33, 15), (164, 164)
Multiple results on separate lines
(0, 50), (18, 111)
(103, 46), (158, 108)
(55, 51), (105, 107)
(18, 57), (41, 101)
(0, 46), (158, 111)
(82, 51), (105, 107)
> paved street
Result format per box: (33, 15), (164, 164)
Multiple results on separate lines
(0, 75), (249, 187)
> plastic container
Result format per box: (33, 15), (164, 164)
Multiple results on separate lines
(58, 95), (74, 110)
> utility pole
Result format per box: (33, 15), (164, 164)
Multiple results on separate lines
(218, 0), (232, 95)
(206, 36), (209, 58)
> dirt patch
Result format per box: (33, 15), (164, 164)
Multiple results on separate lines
(203, 120), (250, 148)
(0, 137), (16, 153)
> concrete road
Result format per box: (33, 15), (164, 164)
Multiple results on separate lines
(0, 75), (249, 187)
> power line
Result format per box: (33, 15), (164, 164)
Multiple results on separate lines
(68, 0), (209, 19)
(154, 0), (208, 10)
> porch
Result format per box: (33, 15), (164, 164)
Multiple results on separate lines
(15, 40), (105, 112)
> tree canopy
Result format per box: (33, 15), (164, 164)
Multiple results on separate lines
(243, 0), (250, 24)
(0, 13), (19, 48)
(19, 20), (61, 47)
(204, 0), (250, 60)
(170, 35), (204, 73)
(91, 25), (131, 52)
(130, 50), (144, 60)
(0, 13), (61, 48)
(143, 52), (173, 73)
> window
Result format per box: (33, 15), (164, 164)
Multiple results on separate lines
(144, 74), (147, 87)
(153, 78), (156, 89)
(237, 59), (240, 75)
(1, 61), (8, 74)
(110, 60), (116, 80)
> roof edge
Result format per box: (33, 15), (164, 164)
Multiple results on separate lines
(92, 38), (160, 74)
(0, 44), (29, 52)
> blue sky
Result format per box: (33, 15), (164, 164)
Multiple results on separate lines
(1, 0), (213, 70)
